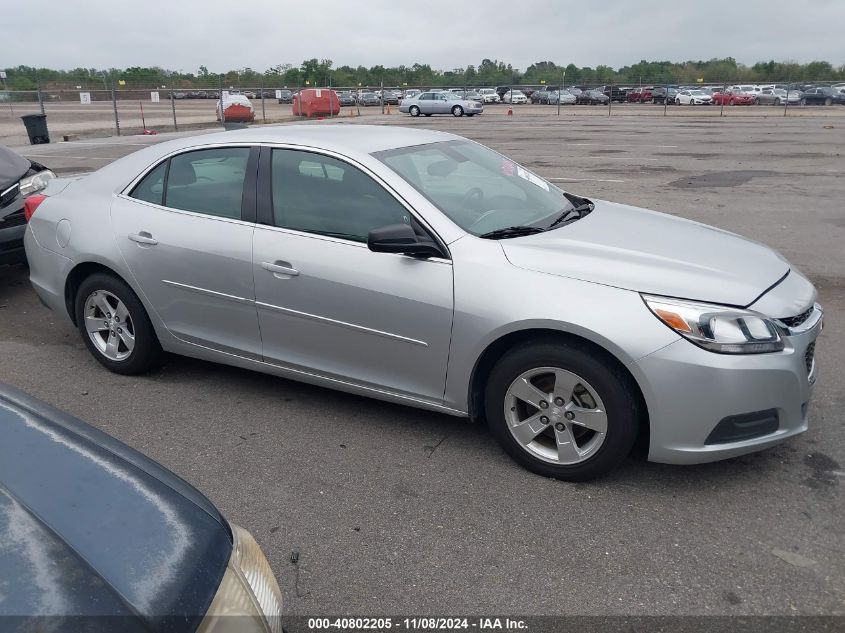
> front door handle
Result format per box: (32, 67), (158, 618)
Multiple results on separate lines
(128, 232), (158, 246)
(261, 261), (300, 278)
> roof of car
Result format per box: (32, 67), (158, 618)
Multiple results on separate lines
(173, 124), (456, 154)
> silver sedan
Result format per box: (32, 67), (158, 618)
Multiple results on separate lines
(24, 125), (821, 481)
(399, 91), (483, 117)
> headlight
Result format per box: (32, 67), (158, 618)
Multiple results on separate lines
(19, 169), (56, 197)
(197, 524), (283, 633)
(642, 294), (784, 354)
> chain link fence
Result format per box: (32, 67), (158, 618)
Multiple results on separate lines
(2, 76), (844, 146)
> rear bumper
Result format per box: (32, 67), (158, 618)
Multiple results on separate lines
(24, 226), (73, 318)
(637, 307), (822, 464)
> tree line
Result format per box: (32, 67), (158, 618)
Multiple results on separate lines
(3, 57), (843, 91)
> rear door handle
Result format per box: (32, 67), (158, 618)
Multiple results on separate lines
(128, 232), (158, 246)
(261, 261), (300, 278)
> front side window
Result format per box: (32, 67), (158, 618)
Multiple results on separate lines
(376, 140), (577, 236)
(165, 147), (250, 219)
(271, 149), (410, 242)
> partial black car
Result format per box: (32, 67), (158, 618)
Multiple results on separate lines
(277, 89), (294, 104)
(577, 89), (609, 105)
(799, 86), (845, 106)
(600, 85), (628, 102)
(0, 382), (283, 632)
(651, 87), (679, 104)
(337, 91), (357, 106)
(1, 145), (55, 265)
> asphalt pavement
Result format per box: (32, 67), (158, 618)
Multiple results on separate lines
(1, 112), (842, 617)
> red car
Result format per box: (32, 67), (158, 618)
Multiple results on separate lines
(711, 90), (755, 106)
(293, 88), (341, 118)
(627, 86), (655, 103)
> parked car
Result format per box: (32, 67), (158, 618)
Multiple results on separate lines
(465, 90), (483, 101)
(711, 90), (756, 105)
(477, 88), (501, 103)
(403, 89), (422, 100)
(799, 86), (845, 106)
(577, 89), (609, 105)
(627, 87), (655, 103)
(503, 90), (528, 104)
(600, 85), (628, 102)
(216, 94), (255, 122)
(400, 91), (483, 117)
(195, 90), (208, 99)
(675, 89), (712, 105)
(337, 90), (357, 106)
(756, 88), (799, 105)
(0, 145), (55, 264)
(0, 382), (283, 630)
(293, 88), (341, 117)
(172, 91), (187, 99)
(548, 89), (577, 105)
(651, 87), (678, 104)
(530, 89), (551, 104)
(277, 89), (293, 104)
(242, 90), (257, 99)
(381, 92), (400, 106)
(358, 92), (381, 106)
(24, 125), (822, 481)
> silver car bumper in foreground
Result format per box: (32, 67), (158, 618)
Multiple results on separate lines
(636, 305), (822, 464)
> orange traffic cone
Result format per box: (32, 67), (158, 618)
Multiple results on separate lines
(386, 103), (392, 114)
(507, 106), (513, 117)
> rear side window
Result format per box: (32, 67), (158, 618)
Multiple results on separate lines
(165, 148), (250, 219)
(130, 161), (167, 205)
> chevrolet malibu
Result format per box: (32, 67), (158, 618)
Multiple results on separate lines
(0, 382), (283, 631)
(24, 125), (822, 481)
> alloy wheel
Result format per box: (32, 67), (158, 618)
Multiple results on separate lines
(504, 366), (608, 465)
(83, 290), (135, 361)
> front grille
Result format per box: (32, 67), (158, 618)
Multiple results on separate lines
(1, 183), (20, 208)
(779, 306), (814, 329)
(0, 209), (26, 229)
(805, 342), (816, 375)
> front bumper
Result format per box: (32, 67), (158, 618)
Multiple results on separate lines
(0, 223), (26, 264)
(636, 305), (822, 464)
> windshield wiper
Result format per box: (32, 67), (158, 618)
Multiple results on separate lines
(479, 226), (545, 240)
(547, 198), (595, 229)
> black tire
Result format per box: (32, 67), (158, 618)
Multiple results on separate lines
(800, 98), (806, 106)
(484, 339), (641, 481)
(424, 113), (432, 117)
(466, 113), (475, 117)
(754, 97), (760, 105)
(409, 105), (420, 117)
(74, 272), (163, 375)
(825, 97), (832, 106)
(452, 105), (464, 117)
(774, 98), (780, 105)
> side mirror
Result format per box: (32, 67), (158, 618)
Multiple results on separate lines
(367, 223), (442, 258)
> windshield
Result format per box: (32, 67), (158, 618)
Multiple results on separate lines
(375, 140), (578, 236)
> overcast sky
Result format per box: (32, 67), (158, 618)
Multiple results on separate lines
(6, 0), (844, 72)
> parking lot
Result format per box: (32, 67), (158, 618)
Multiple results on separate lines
(1, 112), (843, 617)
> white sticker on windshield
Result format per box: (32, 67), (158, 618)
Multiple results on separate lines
(517, 166), (550, 192)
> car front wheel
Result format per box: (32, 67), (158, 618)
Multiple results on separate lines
(409, 105), (420, 117)
(75, 273), (163, 375)
(452, 105), (464, 117)
(485, 340), (641, 481)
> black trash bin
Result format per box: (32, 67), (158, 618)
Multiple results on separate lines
(21, 114), (50, 145)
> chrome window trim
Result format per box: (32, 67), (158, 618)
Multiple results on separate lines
(113, 194), (258, 228)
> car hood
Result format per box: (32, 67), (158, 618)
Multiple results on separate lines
(0, 145), (32, 190)
(0, 384), (231, 626)
(500, 200), (788, 307)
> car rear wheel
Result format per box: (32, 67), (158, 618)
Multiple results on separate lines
(729, 99), (735, 106)
(75, 273), (163, 375)
(825, 97), (833, 106)
(409, 105), (420, 117)
(754, 97), (760, 105)
(485, 340), (641, 481)
(774, 98), (781, 105)
(452, 105), (464, 117)
(800, 98), (807, 106)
